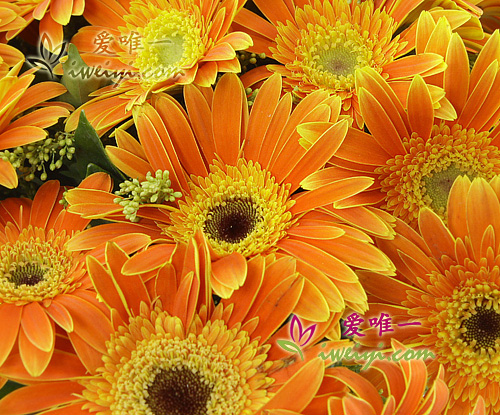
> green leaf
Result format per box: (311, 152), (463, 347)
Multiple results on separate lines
(60, 44), (110, 106)
(66, 111), (125, 185)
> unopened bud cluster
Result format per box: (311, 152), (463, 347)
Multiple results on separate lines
(245, 87), (260, 107)
(114, 170), (182, 222)
(0, 131), (75, 181)
(238, 51), (266, 72)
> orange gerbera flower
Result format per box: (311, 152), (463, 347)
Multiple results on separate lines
(232, 0), (479, 127)
(0, 174), (153, 380)
(356, 176), (500, 414)
(0, 61), (71, 188)
(66, 73), (395, 327)
(0, 0), (84, 50)
(329, 16), (500, 228)
(0, 237), (351, 414)
(326, 339), (453, 415)
(64, 0), (252, 135)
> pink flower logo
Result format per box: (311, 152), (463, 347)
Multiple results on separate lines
(277, 315), (317, 360)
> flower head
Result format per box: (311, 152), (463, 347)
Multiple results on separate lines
(66, 73), (395, 327)
(65, 0), (253, 135)
(0, 237), (346, 414)
(357, 176), (500, 414)
(330, 16), (500, 227)
(232, 0), (476, 127)
(0, 176), (116, 379)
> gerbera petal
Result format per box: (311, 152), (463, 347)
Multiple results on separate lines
(263, 358), (324, 412)
(444, 33), (469, 116)
(50, 0), (73, 25)
(466, 178), (500, 260)
(357, 87), (406, 156)
(407, 75), (433, 140)
(335, 127), (391, 166)
(383, 53), (446, 79)
(291, 177), (374, 214)
(212, 73), (245, 165)
(0, 381), (83, 415)
(249, 274), (304, 340)
(0, 350), (86, 381)
(122, 242), (176, 275)
(286, 119), (349, 191)
(153, 94), (207, 177)
(418, 208), (456, 260)
(30, 180), (59, 229)
(86, 256), (129, 321)
(245, 73), (282, 161)
(56, 295), (112, 354)
(211, 252), (247, 291)
(0, 159), (18, 189)
(357, 271), (415, 305)
(20, 302), (54, 352)
(45, 301), (74, 332)
(470, 30), (500, 93)
(184, 84), (216, 163)
(0, 126), (47, 150)
(0, 304), (22, 366)
(104, 242), (151, 314)
(459, 60), (497, 129)
(19, 326), (53, 377)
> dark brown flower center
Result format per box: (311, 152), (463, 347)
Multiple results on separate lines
(8, 262), (47, 287)
(204, 197), (262, 244)
(461, 306), (500, 350)
(145, 366), (213, 415)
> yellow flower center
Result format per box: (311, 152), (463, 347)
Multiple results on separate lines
(377, 123), (500, 226)
(167, 160), (296, 257)
(81, 308), (274, 415)
(434, 276), (500, 382)
(0, 226), (82, 303)
(271, 0), (404, 99)
(296, 21), (373, 91)
(133, 8), (205, 84)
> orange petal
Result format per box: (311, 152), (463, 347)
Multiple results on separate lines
(0, 381), (83, 415)
(19, 326), (53, 377)
(0, 126), (47, 149)
(249, 274), (304, 342)
(0, 303), (22, 366)
(291, 177), (374, 214)
(212, 73), (245, 165)
(211, 252), (247, 291)
(45, 301), (73, 332)
(263, 358), (324, 412)
(21, 302), (54, 352)
(56, 294), (112, 354)
(122, 243), (176, 275)
(407, 75), (433, 140)
(0, 159), (18, 189)
(244, 73), (282, 161)
(444, 33), (469, 116)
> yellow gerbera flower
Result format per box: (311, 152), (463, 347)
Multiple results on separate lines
(357, 176), (500, 414)
(64, 0), (253, 135)
(65, 73), (395, 327)
(0, 237), (350, 414)
(329, 15), (500, 228)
